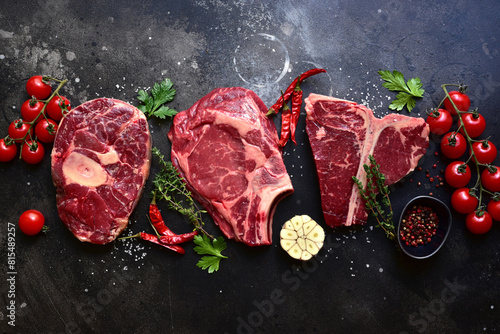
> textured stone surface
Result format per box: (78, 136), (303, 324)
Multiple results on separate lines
(1, 0), (499, 333)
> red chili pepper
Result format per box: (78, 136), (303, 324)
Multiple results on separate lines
(140, 232), (186, 254)
(159, 230), (198, 245)
(290, 77), (303, 145)
(149, 202), (177, 237)
(149, 198), (199, 243)
(278, 91), (292, 148)
(120, 232), (186, 254)
(267, 68), (326, 115)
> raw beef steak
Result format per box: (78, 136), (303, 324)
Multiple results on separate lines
(305, 93), (429, 228)
(168, 87), (294, 246)
(51, 98), (151, 244)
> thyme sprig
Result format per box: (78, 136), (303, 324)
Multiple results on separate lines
(151, 147), (229, 272)
(353, 155), (395, 240)
(151, 147), (212, 238)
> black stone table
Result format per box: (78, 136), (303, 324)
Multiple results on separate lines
(1, 1), (499, 333)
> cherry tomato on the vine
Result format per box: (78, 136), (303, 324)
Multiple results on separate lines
(481, 166), (500, 192)
(443, 90), (470, 115)
(460, 112), (486, 138)
(426, 108), (453, 135)
(472, 140), (497, 164)
(487, 200), (500, 221)
(441, 132), (467, 159)
(18, 209), (46, 235)
(21, 99), (45, 123)
(35, 119), (58, 143)
(21, 140), (45, 164)
(466, 211), (492, 235)
(444, 161), (471, 188)
(46, 96), (71, 121)
(0, 138), (18, 162)
(8, 119), (33, 143)
(26, 75), (52, 100)
(451, 188), (478, 214)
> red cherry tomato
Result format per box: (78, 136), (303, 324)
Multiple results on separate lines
(21, 140), (45, 164)
(8, 119), (33, 143)
(466, 211), (492, 235)
(487, 200), (500, 221)
(481, 166), (500, 192)
(35, 119), (58, 143)
(460, 112), (485, 138)
(441, 132), (467, 159)
(46, 96), (71, 121)
(444, 161), (471, 188)
(0, 138), (18, 162)
(21, 99), (45, 123)
(426, 109), (453, 135)
(18, 209), (46, 235)
(451, 188), (478, 214)
(26, 75), (52, 100)
(472, 141), (497, 164)
(443, 90), (470, 115)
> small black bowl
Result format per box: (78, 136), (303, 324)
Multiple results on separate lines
(397, 196), (452, 259)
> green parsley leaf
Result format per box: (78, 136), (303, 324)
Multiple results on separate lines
(378, 70), (424, 112)
(193, 234), (228, 273)
(153, 105), (178, 119)
(137, 78), (178, 119)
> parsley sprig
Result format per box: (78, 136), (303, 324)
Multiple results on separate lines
(151, 147), (228, 272)
(378, 70), (424, 112)
(352, 155), (395, 240)
(193, 234), (228, 273)
(137, 78), (178, 119)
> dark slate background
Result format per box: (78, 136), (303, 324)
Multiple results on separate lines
(1, 1), (499, 333)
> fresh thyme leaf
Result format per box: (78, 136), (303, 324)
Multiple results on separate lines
(378, 70), (424, 112)
(138, 78), (178, 119)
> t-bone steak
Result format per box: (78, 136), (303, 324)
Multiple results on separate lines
(168, 87), (294, 246)
(305, 93), (429, 228)
(51, 98), (152, 244)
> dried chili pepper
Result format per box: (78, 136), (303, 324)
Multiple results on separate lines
(267, 68), (326, 116)
(148, 196), (199, 243)
(120, 232), (186, 254)
(149, 197), (177, 237)
(141, 233), (185, 254)
(278, 91), (292, 148)
(290, 76), (303, 145)
(159, 231), (198, 245)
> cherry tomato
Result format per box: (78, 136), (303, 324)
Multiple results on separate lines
(441, 132), (467, 159)
(443, 90), (470, 115)
(460, 112), (486, 138)
(472, 140), (497, 164)
(487, 200), (500, 221)
(451, 188), (478, 214)
(0, 138), (18, 162)
(46, 96), (71, 121)
(8, 119), (33, 143)
(18, 209), (46, 235)
(426, 109), (453, 135)
(21, 140), (45, 164)
(466, 211), (492, 235)
(444, 161), (471, 188)
(481, 166), (500, 192)
(35, 119), (58, 143)
(21, 98), (45, 123)
(26, 75), (52, 100)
